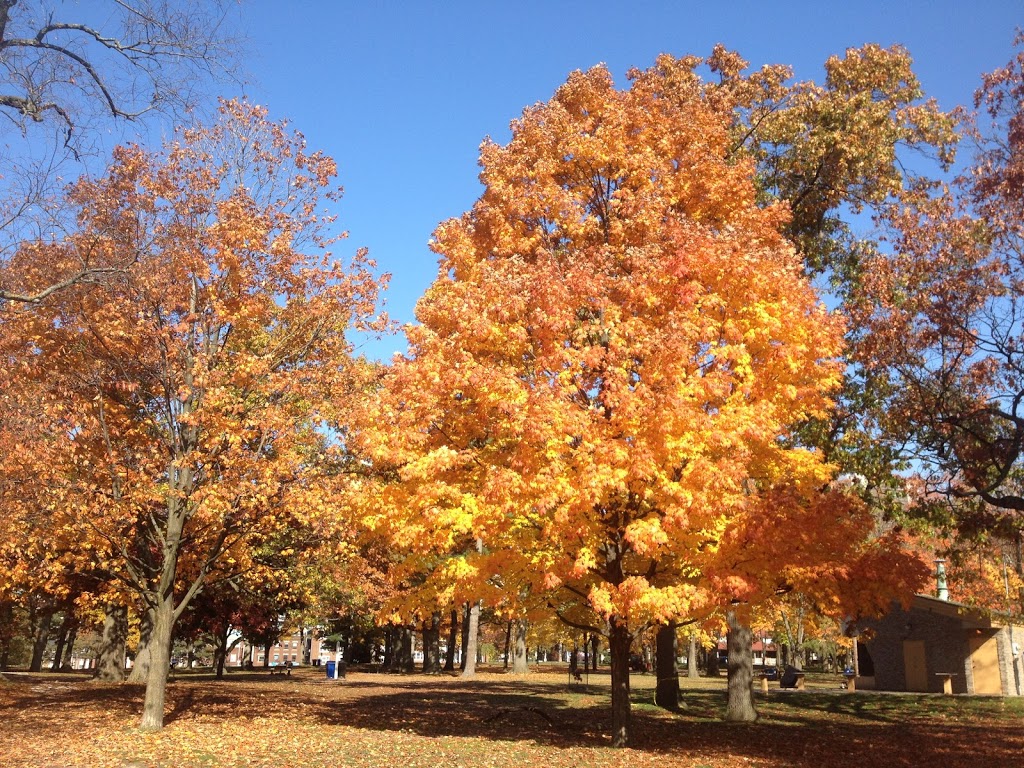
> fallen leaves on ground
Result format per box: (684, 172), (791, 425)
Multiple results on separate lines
(1, 668), (1021, 768)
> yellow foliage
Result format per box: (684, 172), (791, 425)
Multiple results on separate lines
(355, 60), (850, 634)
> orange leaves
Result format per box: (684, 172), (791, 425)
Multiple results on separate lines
(356, 56), (851, 637)
(0, 100), (387, 723)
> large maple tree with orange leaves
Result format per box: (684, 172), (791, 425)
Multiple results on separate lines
(356, 61), (865, 746)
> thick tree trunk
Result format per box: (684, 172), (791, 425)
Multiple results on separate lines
(780, 606), (806, 671)
(29, 606), (53, 672)
(396, 626), (415, 673)
(0, 601), (14, 670)
(423, 613), (441, 674)
(654, 622), (679, 711)
(50, 611), (74, 672)
(512, 619), (529, 674)
(262, 639), (272, 668)
(460, 601), (480, 678)
(706, 643), (720, 677)
(95, 604), (127, 682)
(444, 609), (458, 671)
(214, 624), (229, 678)
(61, 624), (78, 670)
(140, 598), (174, 729)
(724, 610), (757, 723)
(687, 633), (699, 679)
(608, 618), (632, 747)
(127, 608), (154, 683)
(382, 625), (395, 671)
(459, 603), (470, 671)
(503, 621), (511, 671)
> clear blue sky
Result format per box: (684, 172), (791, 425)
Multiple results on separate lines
(237, 1), (1023, 360)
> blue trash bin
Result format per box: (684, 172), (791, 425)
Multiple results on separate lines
(325, 660), (336, 678)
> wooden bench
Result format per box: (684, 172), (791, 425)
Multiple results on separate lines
(269, 665), (292, 676)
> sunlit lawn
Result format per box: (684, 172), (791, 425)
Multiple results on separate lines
(1, 665), (1021, 767)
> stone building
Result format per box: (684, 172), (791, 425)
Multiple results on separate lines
(861, 592), (1024, 696)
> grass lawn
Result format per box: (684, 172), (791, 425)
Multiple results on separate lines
(1, 665), (1021, 767)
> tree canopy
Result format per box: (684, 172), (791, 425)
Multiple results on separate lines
(353, 59), (883, 746)
(0, 99), (386, 728)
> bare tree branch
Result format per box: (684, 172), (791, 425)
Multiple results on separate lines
(0, 0), (242, 305)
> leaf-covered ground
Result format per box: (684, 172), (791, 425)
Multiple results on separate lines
(1, 667), (1021, 767)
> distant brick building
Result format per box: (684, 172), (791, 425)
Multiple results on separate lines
(227, 632), (328, 667)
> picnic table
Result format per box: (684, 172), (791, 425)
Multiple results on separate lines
(935, 672), (957, 695)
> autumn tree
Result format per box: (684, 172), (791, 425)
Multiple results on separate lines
(851, 36), (1024, 578)
(0, 100), (385, 728)
(174, 533), (317, 679)
(902, 480), (1024, 615)
(0, 381), (120, 673)
(357, 61), (847, 746)
(656, 43), (959, 718)
(0, 0), (240, 304)
(684, 43), (959, 518)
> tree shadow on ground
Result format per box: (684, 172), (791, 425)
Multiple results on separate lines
(2, 671), (1022, 768)
(307, 680), (604, 745)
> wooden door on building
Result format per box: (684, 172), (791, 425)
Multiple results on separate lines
(968, 635), (1002, 695)
(902, 640), (928, 692)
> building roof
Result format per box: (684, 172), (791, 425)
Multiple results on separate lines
(911, 593), (1022, 630)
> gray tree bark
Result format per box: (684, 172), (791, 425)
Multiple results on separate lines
(654, 622), (679, 710)
(512, 618), (529, 674)
(444, 609), (458, 671)
(61, 624), (78, 670)
(382, 626), (395, 671)
(140, 597), (174, 729)
(608, 619), (632, 747)
(0, 600), (14, 670)
(422, 613), (441, 674)
(50, 610), (75, 672)
(724, 610), (758, 722)
(687, 632), (700, 678)
(28, 605), (53, 672)
(95, 604), (127, 682)
(460, 601), (481, 678)
(397, 626), (414, 673)
(127, 608), (154, 683)
(706, 642), (720, 677)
